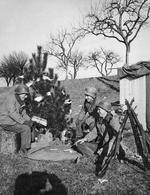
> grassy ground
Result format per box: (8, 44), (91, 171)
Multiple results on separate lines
(0, 138), (150, 195)
(0, 77), (150, 195)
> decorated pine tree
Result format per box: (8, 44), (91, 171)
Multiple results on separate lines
(23, 46), (72, 138)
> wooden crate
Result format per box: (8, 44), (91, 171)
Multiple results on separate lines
(0, 127), (21, 155)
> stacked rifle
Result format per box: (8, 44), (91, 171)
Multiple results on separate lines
(96, 98), (150, 178)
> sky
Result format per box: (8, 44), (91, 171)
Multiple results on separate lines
(0, 0), (150, 85)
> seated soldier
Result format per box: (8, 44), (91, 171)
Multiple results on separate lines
(0, 84), (33, 154)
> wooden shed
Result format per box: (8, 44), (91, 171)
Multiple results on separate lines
(118, 61), (150, 131)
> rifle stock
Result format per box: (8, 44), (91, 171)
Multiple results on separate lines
(114, 98), (134, 157)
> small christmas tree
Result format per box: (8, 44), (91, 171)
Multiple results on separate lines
(23, 46), (72, 139)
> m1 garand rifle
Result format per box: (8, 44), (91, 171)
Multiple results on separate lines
(125, 99), (150, 170)
(96, 98), (150, 178)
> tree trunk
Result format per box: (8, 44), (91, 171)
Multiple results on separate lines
(125, 44), (130, 66)
(65, 61), (69, 80)
(65, 70), (68, 80)
(6, 79), (9, 86)
(73, 66), (77, 79)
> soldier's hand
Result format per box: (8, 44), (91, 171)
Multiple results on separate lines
(24, 120), (33, 127)
(75, 137), (87, 145)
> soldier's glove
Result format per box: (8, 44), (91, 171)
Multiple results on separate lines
(74, 137), (88, 146)
(23, 120), (33, 128)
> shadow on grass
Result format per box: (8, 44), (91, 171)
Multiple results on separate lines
(13, 171), (68, 195)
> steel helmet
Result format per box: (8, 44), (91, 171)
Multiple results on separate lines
(98, 101), (112, 113)
(64, 98), (72, 105)
(15, 84), (29, 95)
(85, 87), (97, 99)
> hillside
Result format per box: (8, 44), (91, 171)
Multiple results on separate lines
(0, 87), (10, 94)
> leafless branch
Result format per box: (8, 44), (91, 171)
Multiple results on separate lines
(80, 0), (150, 65)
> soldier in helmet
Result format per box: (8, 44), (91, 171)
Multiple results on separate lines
(0, 84), (33, 154)
(95, 101), (126, 175)
(74, 86), (99, 156)
(75, 87), (98, 138)
(74, 99), (125, 168)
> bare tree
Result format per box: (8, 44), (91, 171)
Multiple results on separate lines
(68, 51), (86, 79)
(81, 0), (150, 65)
(87, 48), (120, 76)
(0, 51), (28, 86)
(0, 64), (12, 86)
(46, 29), (83, 79)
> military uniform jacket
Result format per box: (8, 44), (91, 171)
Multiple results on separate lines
(85, 112), (120, 142)
(76, 100), (99, 137)
(0, 90), (30, 125)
